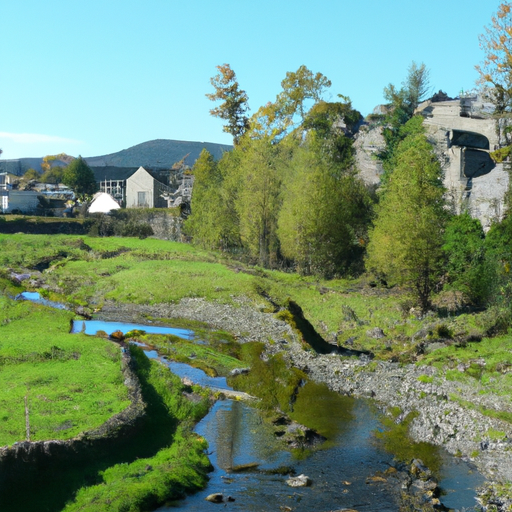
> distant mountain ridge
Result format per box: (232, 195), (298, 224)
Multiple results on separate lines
(84, 139), (232, 169)
(0, 139), (233, 176)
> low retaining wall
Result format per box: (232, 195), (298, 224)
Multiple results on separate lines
(0, 349), (146, 477)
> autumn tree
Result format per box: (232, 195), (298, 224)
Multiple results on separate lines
(62, 156), (97, 200)
(476, 1), (512, 112)
(251, 65), (332, 140)
(206, 64), (250, 144)
(366, 127), (447, 313)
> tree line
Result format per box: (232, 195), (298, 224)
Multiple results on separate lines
(185, 2), (512, 333)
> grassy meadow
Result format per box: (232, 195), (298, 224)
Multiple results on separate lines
(0, 295), (129, 446)
(1, 232), (512, 510)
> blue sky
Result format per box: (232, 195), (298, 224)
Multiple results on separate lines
(0, 0), (500, 160)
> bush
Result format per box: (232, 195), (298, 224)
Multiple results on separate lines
(442, 213), (488, 305)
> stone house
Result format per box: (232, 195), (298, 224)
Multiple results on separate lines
(125, 166), (173, 209)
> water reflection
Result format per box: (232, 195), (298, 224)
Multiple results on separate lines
(159, 399), (401, 512)
(71, 319), (193, 339)
(16, 291), (484, 510)
(16, 291), (68, 310)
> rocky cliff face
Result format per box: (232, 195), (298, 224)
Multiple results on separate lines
(353, 123), (385, 186)
(354, 95), (510, 229)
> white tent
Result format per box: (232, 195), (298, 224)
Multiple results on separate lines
(88, 192), (121, 214)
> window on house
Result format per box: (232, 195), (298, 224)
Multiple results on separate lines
(137, 191), (147, 207)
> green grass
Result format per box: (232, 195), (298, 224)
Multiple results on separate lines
(4, 233), (512, 509)
(0, 296), (129, 446)
(0, 234), (497, 361)
(62, 345), (211, 512)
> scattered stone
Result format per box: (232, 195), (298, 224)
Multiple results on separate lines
(286, 474), (311, 487)
(181, 377), (194, 387)
(75, 305), (92, 319)
(205, 493), (224, 503)
(229, 367), (250, 377)
(10, 272), (31, 283)
(410, 459), (432, 480)
(412, 328), (428, 342)
(229, 462), (260, 472)
(366, 327), (385, 339)
(284, 421), (326, 448)
(366, 475), (387, 483)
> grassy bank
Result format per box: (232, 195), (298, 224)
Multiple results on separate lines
(62, 345), (211, 512)
(0, 233), (502, 371)
(0, 295), (129, 446)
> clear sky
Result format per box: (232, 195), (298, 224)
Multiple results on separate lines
(0, 0), (500, 160)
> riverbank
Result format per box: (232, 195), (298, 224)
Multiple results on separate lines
(2, 233), (511, 509)
(100, 296), (512, 510)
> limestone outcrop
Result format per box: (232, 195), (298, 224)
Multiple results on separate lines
(355, 93), (510, 230)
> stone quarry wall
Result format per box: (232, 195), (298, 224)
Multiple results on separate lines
(354, 97), (510, 230)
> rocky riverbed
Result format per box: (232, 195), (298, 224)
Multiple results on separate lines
(97, 296), (512, 510)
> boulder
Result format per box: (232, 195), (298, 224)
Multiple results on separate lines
(205, 493), (224, 503)
(366, 327), (385, 339)
(109, 330), (125, 342)
(286, 474), (311, 487)
(229, 367), (250, 377)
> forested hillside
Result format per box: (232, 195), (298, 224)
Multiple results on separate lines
(185, 3), (512, 331)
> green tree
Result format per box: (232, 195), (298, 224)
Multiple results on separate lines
(184, 150), (230, 249)
(41, 166), (64, 185)
(236, 137), (283, 267)
(443, 212), (488, 304)
(278, 97), (371, 277)
(278, 143), (371, 277)
(483, 214), (512, 332)
(18, 168), (40, 190)
(62, 156), (97, 200)
(476, 2), (512, 112)
(206, 64), (250, 144)
(22, 168), (40, 181)
(379, 63), (431, 179)
(251, 65), (332, 140)
(366, 131), (447, 313)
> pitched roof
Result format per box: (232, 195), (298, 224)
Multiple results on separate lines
(91, 166), (139, 182)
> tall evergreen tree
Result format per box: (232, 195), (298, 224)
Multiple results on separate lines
(278, 97), (371, 277)
(366, 131), (447, 313)
(184, 150), (225, 248)
(278, 143), (371, 277)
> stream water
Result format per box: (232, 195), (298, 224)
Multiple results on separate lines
(20, 293), (484, 510)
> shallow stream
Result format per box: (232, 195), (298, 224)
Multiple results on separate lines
(20, 293), (484, 510)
